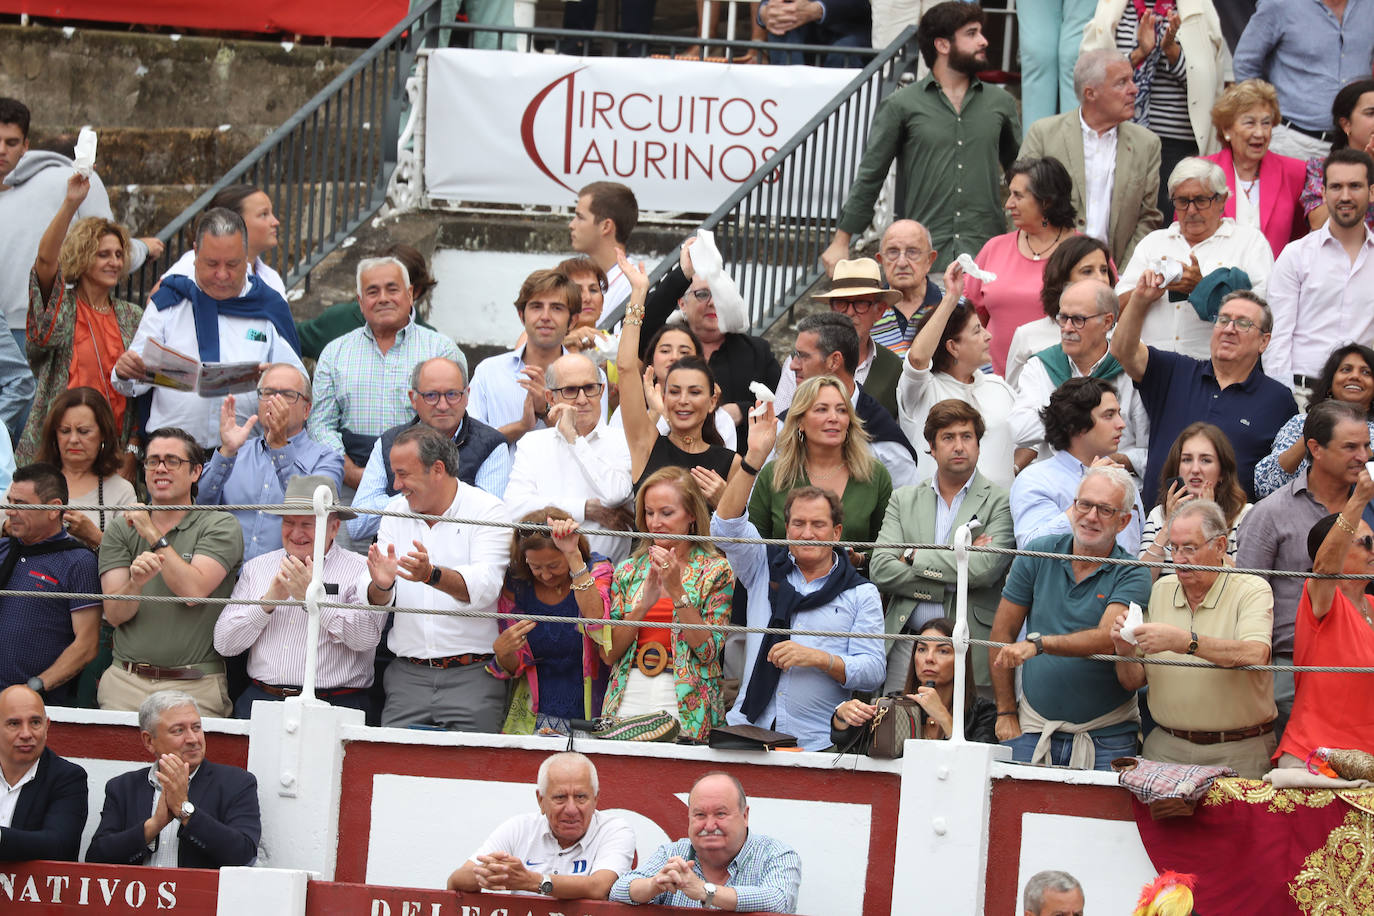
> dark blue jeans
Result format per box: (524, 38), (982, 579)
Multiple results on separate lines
(1003, 729), (1138, 771)
(233, 682), (370, 719)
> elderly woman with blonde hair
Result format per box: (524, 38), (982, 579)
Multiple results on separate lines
(21, 172), (143, 464)
(748, 374), (891, 570)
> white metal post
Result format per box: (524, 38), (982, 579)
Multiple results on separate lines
(950, 523), (971, 743)
(300, 485), (331, 705)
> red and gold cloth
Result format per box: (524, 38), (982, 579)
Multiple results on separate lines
(1132, 778), (1374, 914)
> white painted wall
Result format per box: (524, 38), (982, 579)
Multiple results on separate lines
(1018, 813), (1158, 914)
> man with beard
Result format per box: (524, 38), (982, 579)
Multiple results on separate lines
(1019, 49), (1163, 267)
(822, 2), (1020, 274)
(1266, 150), (1374, 405)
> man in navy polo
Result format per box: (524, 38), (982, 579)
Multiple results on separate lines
(0, 463), (100, 706)
(1111, 279), (1297, 506)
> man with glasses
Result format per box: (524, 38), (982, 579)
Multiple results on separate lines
(1009, 280), (1148, 472)
(1238, 400), (1374, 741)
(1112, 269), (1295, 507)
(97, 428), (244, 716)
(1010, 376), (1144, 553)
(505, 353), (633, 563)
(309, 255), (465, 492)
(197, 363), (342, 561)
(349, 357), (510, 546)
(1114, 157), (1274, 361)
(871, 220), (942, 359)
(1108, 500), (1276, 777)
(990, 466), (1152, 770)
(774, 258), (904, 420)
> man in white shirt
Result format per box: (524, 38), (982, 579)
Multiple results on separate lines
(1010, 279), (1149, 474)
(468, 269), (607, 447)
(0, 685), (87, 862)
(568, 181), (639, 324)
(504, 353), (634, 563)
(1020, 49), (1162, 266)
(1267, 149), (1374, 405)
(111, 208), (306, 449)
(213, 476), (385, 717)
(447, 751), (634, 900)
(366, 425), (511, 731)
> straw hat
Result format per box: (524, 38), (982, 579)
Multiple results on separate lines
(264, 475), (357, 520)
(812, 258), (902, 305)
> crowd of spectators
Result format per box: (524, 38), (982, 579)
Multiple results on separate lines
(2, 0), (1374, 908)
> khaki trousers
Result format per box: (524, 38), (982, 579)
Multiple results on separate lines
(97, 664), (232, 718)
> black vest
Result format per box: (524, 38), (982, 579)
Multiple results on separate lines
(380, 415), (506, 495)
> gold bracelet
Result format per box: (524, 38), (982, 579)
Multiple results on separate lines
(1336, 515), (1359, 536)
(624, 303), (645, 326)
(571, 577), (595, 591)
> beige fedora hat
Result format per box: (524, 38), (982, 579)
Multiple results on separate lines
(812, 258), (903, 305)
(265, 475), (357, 520)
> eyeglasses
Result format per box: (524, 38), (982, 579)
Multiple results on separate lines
(144, 455), (190, 471)
(553, 382), (605, 400)
(1164, 543), (1212, 561)
(882, 247), (928, 263)
(1354, 535), (1374, 552)
(416, 389), (467, 405)
(1213, 315), (1260, 332)
(830, 298), (882, 315)
(256, 387), (308, 404)
(1170, 194), (1220, 211)
(1053, 311), (1109, 329)
(1072, 498), (1123, 519)
(689, 289), (712, 302)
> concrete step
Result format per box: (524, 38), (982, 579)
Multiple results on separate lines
(0, 24), (361, 133)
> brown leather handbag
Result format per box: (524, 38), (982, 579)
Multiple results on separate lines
(870, 697), (922, 759)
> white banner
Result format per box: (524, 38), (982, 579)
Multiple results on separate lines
(423, 49), (858, 212)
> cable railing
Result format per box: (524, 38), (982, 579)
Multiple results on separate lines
(116, 0), (447, 305)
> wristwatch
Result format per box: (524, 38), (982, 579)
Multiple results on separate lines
(1027, 632), (1045, 656)
(1186, 631), (1199, 655)
(538, 875), (554, 896)
(26, 676), (44, 695)
(179, 800), (195, 822)
(702, 882), (717, 907)
(427, 566), (443, 586)
(152, 536), (172, 552)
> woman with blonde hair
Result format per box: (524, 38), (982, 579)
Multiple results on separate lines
(749, 375), (891, 568)
(21, 173), (143, 464)
(601, 466), (733, 740)
(490, 509), (612, 735)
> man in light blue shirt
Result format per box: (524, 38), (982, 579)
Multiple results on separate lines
(610, 773), (801, 912)
(1011, 376), (1143, 554)
(1234, 0), (1374, 158)
(198, 363), (343, 561)
(711, 405), (886, 752)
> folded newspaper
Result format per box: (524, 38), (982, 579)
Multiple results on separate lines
(142, 340), (260, 398)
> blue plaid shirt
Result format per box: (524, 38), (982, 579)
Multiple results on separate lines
(609, 833), (801, 912)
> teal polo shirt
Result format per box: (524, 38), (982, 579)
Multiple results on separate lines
(1002, 534), (1152, 736)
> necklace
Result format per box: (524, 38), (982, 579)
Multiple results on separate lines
(807, 461), (845, 482)
(1021, 227), (1065, 261)
(1361, 597), (1374, 628)
(1239, 176), (1258, 201)
(669, 432), (697, 451)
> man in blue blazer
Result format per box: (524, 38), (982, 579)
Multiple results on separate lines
(86, 691), (259, 869)
(0, 685), (87, 861)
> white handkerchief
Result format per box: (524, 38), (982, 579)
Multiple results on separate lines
(72, 126), (97, 176)
(748, 382), (776, 418)
(1148, 256), (1184, 287)
(956, 253), (997, 283)
(689, 229), (749, 334)
(1120, 601), (1144, 645)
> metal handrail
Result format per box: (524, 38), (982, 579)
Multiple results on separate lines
(604, 25), (922, 331)
(117, 0), (446, 304)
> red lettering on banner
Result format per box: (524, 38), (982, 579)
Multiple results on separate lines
(719, 98), (756, 136)
(577, 141), (606, 174)
(698, 96), (719, 132)
(590, 92), (615, 129)
(519, 69), (582, 193)
(644, 141), (669, 179)
(759, 98), (780, 137)
(684, 145), (713, 180)
(618, 93), (652, 131)
(657, 96), (683, 132)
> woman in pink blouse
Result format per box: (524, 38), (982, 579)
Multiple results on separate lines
(964, 157), (1078, 375)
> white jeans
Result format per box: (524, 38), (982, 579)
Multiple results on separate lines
(617, 668), (680, 720)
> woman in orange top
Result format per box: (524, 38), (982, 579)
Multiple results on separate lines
(19, 172), (144, 467)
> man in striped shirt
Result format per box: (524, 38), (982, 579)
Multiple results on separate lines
(213, 475), (384, 717)
(871, 220), (943, 359)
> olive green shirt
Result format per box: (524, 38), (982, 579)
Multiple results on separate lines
(99, 509), (245, 669)
(837, 74), (1020, 269)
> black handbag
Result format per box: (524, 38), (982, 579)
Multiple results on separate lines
(707, 723), (799, 750)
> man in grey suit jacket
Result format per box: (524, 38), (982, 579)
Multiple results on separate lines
(869, 399), (1016, 694)
(1020, 49), (1163, 267)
